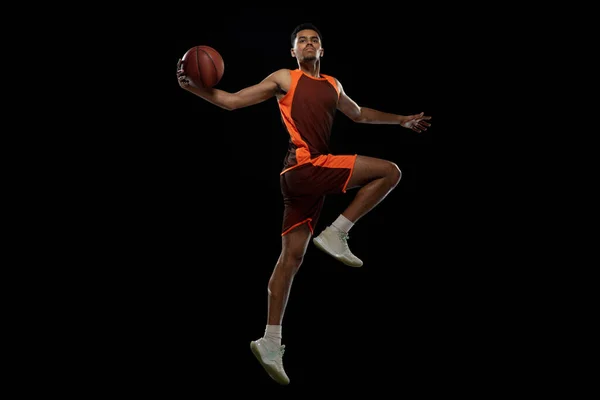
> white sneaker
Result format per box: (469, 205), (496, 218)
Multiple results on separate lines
(250, 338), (290, 385)
(313, 226), (363, 267)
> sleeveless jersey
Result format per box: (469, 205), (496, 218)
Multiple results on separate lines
(277, 69), (340, 174)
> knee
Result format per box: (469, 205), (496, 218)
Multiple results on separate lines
(388, 162), (402, 187)
(286, 253), (305, 271)
(276, 252), (304, 275)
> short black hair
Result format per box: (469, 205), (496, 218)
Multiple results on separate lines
(290, 23), (323, 46)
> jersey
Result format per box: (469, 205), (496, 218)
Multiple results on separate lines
(276, 69), (357, 236)
(277, 69), (340, 174)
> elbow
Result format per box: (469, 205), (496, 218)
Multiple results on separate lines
(351, 107), (366, 123)
(220, 99), (235, 111)
(352, 114), (366, 123)
(225, 97), (241, 111)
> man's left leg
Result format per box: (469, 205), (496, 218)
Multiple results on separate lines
(313, 155), (401, 267)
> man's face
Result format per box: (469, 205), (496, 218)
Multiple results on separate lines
(292, 29), (323, 61)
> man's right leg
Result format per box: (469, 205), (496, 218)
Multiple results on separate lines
(251, 224), (312, 385)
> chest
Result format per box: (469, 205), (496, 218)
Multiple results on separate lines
(293, 76), (338, 111)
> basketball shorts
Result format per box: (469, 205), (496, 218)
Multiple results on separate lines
(280, 154), (357, 236)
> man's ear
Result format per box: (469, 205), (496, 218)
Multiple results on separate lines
(291, 48), (296, 57)
(320, 48), (324, 57)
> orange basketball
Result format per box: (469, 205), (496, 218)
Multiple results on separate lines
(181, 45), (224, 88)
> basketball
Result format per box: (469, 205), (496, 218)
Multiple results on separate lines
(181, 45), (225, 88)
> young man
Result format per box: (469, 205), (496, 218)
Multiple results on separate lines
(177, 22), (431, 385)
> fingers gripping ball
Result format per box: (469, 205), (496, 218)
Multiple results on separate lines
(181, 45), (224, 88)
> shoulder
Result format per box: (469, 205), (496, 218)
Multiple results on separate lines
(263, 68), (293, 86)
(263, 69), (294, 94)
(321, 73), (339, 85)
(266, 68), (293, 81)
(321, 74), (342, 95)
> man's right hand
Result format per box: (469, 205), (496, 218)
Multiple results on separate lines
(177, 59), (190, 89)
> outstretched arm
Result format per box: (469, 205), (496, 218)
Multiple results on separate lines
(177, 59), (287, 111)
(335, 79), (432, 133)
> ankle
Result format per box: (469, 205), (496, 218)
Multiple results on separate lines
(264, 324), (282, 346)
(331, 214), (354, 233)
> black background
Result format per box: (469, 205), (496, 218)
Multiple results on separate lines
(87, 6), (513, 395)
(20, 5), (568, 396)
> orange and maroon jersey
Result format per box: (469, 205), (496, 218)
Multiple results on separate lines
(278, 69), (340, 174)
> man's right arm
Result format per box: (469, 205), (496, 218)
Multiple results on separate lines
(177, 65), (288, 111)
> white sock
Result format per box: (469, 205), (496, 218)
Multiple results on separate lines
(264, 324), (282, 346)
(331, 214), (354, 233)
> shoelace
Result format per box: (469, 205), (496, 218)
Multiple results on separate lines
(338, 230), (350, 243)
(273, 345), (286, 365)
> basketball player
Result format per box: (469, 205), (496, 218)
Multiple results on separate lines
(176, 22), (431, 385)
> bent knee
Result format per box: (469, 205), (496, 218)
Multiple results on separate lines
(388, 162), (402, 186)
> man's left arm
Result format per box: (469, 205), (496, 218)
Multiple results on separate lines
(336, 79), (431, 133)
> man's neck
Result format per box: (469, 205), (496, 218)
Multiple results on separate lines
(298, 61), (320, 77)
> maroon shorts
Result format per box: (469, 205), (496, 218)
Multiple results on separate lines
(280, 154), (357, 236)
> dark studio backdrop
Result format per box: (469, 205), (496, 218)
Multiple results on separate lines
(98, 6), (509, 395)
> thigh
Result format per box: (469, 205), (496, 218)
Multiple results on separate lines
(281, 194), (325, 236)
(281, 156), (355, 197)
(281, 222), (312, 258)
(347, 155), (398, 189)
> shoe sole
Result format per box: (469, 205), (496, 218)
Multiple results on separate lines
(250, 341), (290, 385)
(312, 237), (363, 267)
